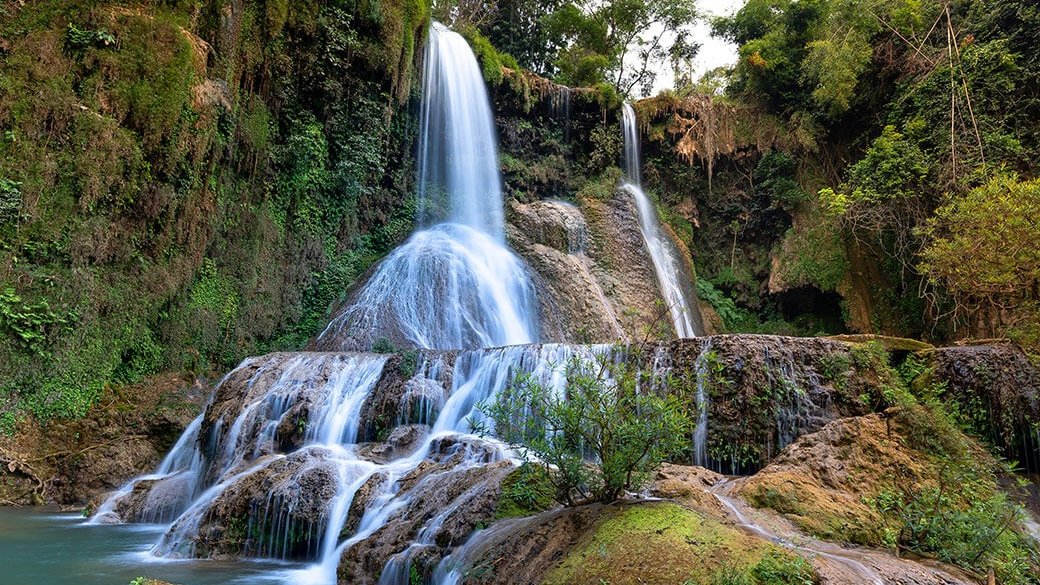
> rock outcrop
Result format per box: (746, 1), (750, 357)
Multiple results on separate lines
(926, 344), (1040, 473)
(507, 200), (629, 343)
(0, 372), (205, 508)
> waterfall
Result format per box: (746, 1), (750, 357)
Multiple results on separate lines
(316, 23), (539, 352)
(620, 103), (702, 338)
(87, 22), (719, 585)
(692, 339), (713, 467)
(92, 345), (610, 580)
(417, 24), (504, 236)
(90, 22), (560, 585)
(89, 414), (205, 525)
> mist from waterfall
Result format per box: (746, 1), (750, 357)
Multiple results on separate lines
(317, 23), (538, 352)
(621, 103), (702, 338)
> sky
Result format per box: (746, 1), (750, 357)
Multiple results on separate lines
(650, 0), (745, 95)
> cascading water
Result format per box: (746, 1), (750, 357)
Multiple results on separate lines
(93, 344), (611, 580)
(691, 339), (714, 467)
(90, 22), (556, 585)
(620, 103), (703, 338)
(316, 23), (538, 352)
(90, 413), (205, 525)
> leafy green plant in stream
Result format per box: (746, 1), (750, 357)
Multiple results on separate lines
(371, 337), (396, 354)
(408, 564), (422, 585)
(481, 352), (693, 505)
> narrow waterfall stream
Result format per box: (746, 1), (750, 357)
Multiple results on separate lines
(620, 103), (703, 338)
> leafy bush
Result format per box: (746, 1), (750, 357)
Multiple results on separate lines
(482, 352), (693, 505)
(754, 151), (806, 212)
(696, 279), (752, 331)
(0, 287), (77, 356)
(919, 175), (1040, 346)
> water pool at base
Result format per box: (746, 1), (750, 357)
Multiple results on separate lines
(0, 507), (294, 585)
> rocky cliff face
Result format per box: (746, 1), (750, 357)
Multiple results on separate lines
(507, 196), (658, 343)
(927, 344), (1040, 475)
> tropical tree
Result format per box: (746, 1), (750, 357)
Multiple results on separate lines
(919, 175), (1040, 343)
(546, 0), (698, 97)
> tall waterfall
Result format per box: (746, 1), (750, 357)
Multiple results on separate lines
(317, 23), (538, 351)
(621, 103), (702, 338)
(88, 22), (554, 585)
(86, 25), (715, 585)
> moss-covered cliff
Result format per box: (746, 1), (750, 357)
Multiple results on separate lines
(0, 0), (429, 430)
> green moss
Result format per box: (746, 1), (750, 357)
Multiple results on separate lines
(461, 27), (508, 86)
(545, 502), (815, 585)
(576, 169), (623, 202)
(495, 463), (555, 520)
(773, 206), (848, 293)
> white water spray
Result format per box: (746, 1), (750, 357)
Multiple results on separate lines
(317, 23), (538, 352)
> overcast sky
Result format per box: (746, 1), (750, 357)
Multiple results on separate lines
(650, 0), (745, 95)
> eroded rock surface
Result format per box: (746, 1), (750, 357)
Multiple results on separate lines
(927, 344), (1040, 472)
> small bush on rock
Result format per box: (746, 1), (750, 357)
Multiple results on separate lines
(482, 351), (693, 505)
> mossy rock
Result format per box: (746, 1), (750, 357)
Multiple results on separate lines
(544, 502), (815, 585)
(827, 335), (934, 352)
(494, 463), (556, 520)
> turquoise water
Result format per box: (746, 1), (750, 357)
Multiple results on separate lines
(0, 507), (297, 585)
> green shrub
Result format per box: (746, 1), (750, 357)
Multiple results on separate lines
(754, 151), (806, 212)
(750, 550), (815, 585)
(63, 23), (115, 54)
(696, 279), (750, 331)
(919, 175), (1040, 348)
(481, 352), (693, 505)
(0, 177), (20, 223)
